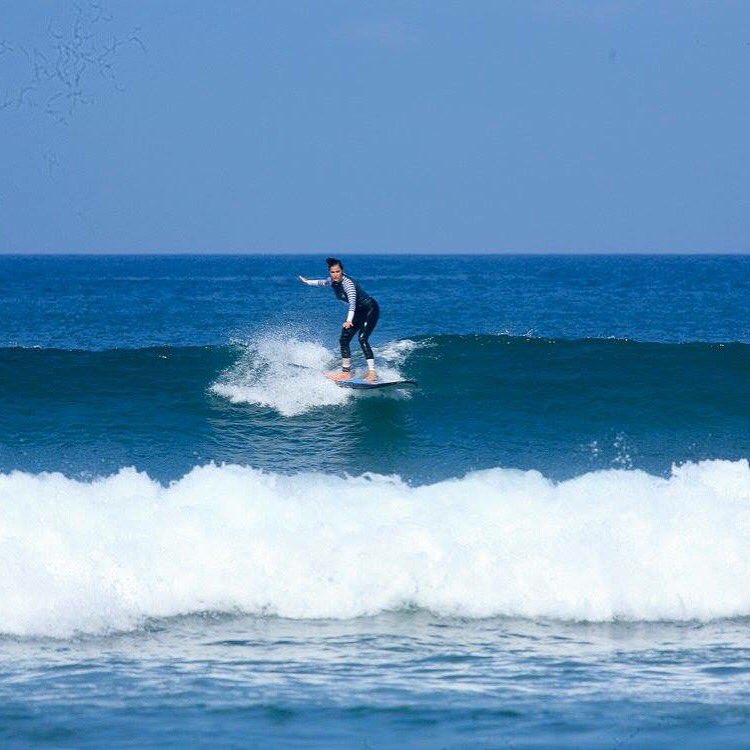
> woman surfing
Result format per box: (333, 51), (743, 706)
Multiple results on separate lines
(298, 257), (380, 382)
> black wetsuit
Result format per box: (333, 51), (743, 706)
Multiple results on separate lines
(305, 274), (380, 360)
(334, 278), (380, 360)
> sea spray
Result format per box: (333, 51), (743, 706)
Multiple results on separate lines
(212, 336), (349, 415)
(212, 334), (410, 415)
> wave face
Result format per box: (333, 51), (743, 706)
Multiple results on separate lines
(2, 459), (750, 636)
(2, 334), (750, 482)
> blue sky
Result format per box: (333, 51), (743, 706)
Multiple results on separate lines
(1, 1), (748, 253)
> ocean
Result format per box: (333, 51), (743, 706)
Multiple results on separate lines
(1, 254), (750, 748)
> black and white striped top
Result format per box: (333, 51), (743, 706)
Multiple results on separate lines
(301, 275), (360, 323)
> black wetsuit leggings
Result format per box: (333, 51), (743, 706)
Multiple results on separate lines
(340, 299), (380, 360)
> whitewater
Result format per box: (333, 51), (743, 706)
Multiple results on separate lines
(3, 458), (750, 637)
(209, 335), (417, 415)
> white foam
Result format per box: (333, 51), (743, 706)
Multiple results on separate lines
(212, 335), (350, 416)
(213, 333), (412, 415)
(377, 338), (427, 364)
(2, 460), (750, 637)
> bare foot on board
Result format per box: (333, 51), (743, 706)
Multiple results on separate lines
(326, 371), (354, 381)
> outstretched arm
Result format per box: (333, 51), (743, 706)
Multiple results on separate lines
(298, 276), (330, 287)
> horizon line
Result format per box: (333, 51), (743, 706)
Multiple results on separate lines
(1, 250), (749, 258)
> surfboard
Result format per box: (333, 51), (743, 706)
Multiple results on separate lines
(326, 374), (418, 390)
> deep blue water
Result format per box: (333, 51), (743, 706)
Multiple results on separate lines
(3, 254), (750, 348)
(1, 254), (750, 748)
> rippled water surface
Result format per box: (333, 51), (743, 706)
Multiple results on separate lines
(3, 614), (750, 749)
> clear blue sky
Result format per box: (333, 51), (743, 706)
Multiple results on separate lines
(1, 1), (749, 253)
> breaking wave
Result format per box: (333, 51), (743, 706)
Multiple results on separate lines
(2, 459), (750, 637)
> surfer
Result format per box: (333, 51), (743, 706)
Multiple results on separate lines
(298, 258), (380, 382)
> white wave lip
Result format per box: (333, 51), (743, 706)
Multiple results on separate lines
(2, 459), (750, 637)
(377, 337), (426, 364)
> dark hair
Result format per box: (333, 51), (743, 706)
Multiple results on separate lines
(326, 257), (344, 270)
